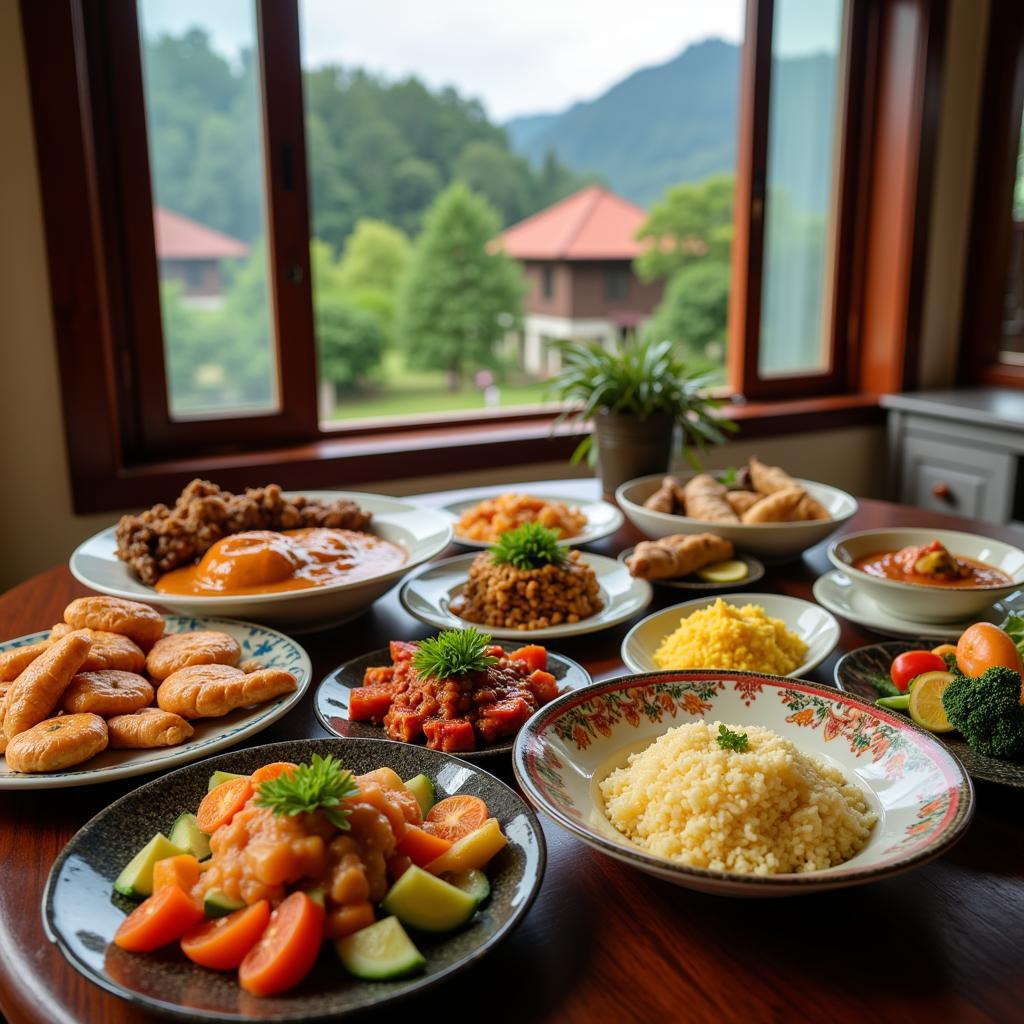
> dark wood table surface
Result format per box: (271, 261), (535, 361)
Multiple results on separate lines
(2, 485), (1023, 1024)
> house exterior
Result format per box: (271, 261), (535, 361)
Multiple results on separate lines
(499, 185), (664, 374)
(153, 207), (248, 308)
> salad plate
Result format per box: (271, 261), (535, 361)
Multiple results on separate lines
(43, 737), (546, 1022)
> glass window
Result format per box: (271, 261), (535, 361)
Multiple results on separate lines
(542, 264), (554, 299)
(137, 0), (279, 419)
(1000, 109), (1024, 365)
(605, 266), (629, 300)
(757, 0), (845, 377)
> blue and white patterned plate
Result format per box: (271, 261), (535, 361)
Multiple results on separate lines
(0, 616), (311, 790)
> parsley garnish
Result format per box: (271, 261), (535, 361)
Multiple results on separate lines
(490, 521), (568, 570)
(715, 724), (750, 752)
(254, 754), (358, 830)
(412, 627), (498, 680)
(866, 671), (901, 699)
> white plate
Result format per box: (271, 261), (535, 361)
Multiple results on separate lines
(69, 491), (452, 631)
(813, 569), (1024, 641)
(0, 616), (311, 789)
(399, 552), (653, 640)
(620, 592), (841, 677)
(443, 492), (624, 549)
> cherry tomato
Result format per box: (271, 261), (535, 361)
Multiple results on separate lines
(238, 891), (324, 997)
(890, 650), (947, 692)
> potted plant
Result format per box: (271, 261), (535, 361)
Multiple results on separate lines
(548, 335), (734, 496)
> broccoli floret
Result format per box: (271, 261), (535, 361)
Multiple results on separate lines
(941, 666), (1024, 760)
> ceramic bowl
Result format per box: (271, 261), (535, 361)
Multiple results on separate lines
(44, 737), (546, 1021)
(615, 473), (858, 561)
(620, 593), (840, 677)
(514, 671), (974, 896)
(69, 492), (453, 631)
(827, 528), (1024, 624)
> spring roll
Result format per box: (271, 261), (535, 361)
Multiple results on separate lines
(643, 477), (682, 514)
(724, 490), (761, 516)
(626, 533), (735, 580)
(741, 486), (830, 523)
(749, 456), (798, 495)
(681, 475), (739, 523)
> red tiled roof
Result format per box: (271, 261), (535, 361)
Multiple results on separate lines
(153, 207), (249, 261)
(499, 185), (648, 261)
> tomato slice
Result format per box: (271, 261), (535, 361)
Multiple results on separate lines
(424, 795), (489, 842)
(508, 644), (547, 672)
(181, 900), (271, 970)
(250, 762), (298, 786)
(113, 884), (205, 952)
(890, 650), (947, 692)
(197, 777), (253, 833)
(238, 891), (325, 997)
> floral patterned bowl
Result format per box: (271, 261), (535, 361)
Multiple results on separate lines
(513, 671), (974, 896)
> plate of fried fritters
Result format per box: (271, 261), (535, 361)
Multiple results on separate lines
(0, 596), (311, 789)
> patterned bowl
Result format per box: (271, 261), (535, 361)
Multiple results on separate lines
(513, 671), (974, 896)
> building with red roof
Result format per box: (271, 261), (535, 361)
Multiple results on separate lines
(153, 207), (248, 306)
(498, 185), (663, 374)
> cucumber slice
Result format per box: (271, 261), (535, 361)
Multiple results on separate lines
(335, 916), (425, 980)
(207, 770), (248, 793)
(305, 887), (326, 910)
(404, 773), (436, 817)
(380, 865), (477, 933)
(442, 868), (490, 906)
(169, 813), (212, 861)
(696, 559), (749, 584)
(113, 833), (187, 899)
(203, 889), (246, 918)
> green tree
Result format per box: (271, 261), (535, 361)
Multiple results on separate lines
(397, 182), (524, 387)
(647, 261), (730, 369)
(315, 295), (386, 394)
(337, 220), (410, 293)
(391, 158), (443, 234)
(453, 141), (534, 225)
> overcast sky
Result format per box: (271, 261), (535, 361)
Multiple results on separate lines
(140, 1), (840, 122)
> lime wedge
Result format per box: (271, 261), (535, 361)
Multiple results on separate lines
(696, 559), (749, 584)
(908, 670), (955, 733)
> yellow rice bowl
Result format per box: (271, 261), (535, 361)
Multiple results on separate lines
(600, 721), (876, 875)
(653, 598), (808, 675)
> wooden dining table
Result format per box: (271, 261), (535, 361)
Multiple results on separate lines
(1, 482), (1022, 1024)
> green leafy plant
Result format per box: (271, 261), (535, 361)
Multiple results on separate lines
(715, 724), (749, 752)
(255, 754), (358, 829)
(546, 334), (736, 466)
(412, 627), (499, 679)
(489, 522), (569, 570)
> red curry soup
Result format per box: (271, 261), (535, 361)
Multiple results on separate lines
(853, 540), (1011, 589)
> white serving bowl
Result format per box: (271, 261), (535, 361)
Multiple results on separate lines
(513, 671), (974, 896)
(69, 491), (453, 631)
(620, 592), (840, 677)
(616, 472), (858, 560)
(828, 528), (1024, 624)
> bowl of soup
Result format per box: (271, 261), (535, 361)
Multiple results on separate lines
(70, 492), (453, 631)
(828, 528), (1024, 623)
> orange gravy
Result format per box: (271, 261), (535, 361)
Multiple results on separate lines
(154, 528), (407, 597)
(853, 551), (1010, 589)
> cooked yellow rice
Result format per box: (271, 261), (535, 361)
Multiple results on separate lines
(600, 721), (876, 874)
(653, 598), (808, 675)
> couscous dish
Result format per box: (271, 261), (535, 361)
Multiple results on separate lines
(599, 721), (876, 875)
(653, 598), (807, 674)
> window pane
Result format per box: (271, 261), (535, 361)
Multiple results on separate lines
(757, 0), (844, 377)
(1000, 109), (1024, 364)
(137, 0), (279, 419)
(299, 1), (744, 424)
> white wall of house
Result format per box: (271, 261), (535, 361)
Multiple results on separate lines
(521, 313), (648, 375)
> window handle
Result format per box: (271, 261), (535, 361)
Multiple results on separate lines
(281, 143), (294, 192)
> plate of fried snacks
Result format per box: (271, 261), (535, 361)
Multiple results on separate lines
(618, 532), (765, 591)
(616, 457), (858, 560)
(0, 596), (310, 788)
(44, 736), (545, 1021)
(443, 490), (623, 548)
(400, 523), (652, 639)
(69, 480), (452, 630)
(513, 671), (972, 896)
(315, 628), (592, 758)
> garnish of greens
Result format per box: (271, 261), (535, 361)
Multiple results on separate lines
(719, 466), (740, 488)
(866, 671), (902, 699)
(255, 753), (358, 829)
(489, 521), (568, 570)
(1002, 614), (1024, 654)
(412, 627), (499, 680)
(715, 724), (750, 752)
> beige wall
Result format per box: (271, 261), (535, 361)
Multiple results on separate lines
(0, 1), (983, 590)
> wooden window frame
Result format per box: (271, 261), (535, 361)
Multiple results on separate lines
(22, 0), (939, 514)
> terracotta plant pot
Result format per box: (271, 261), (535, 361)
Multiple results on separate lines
(593, 411), (675, 498)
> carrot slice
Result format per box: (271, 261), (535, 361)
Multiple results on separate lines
(238, 891), (325, 997)
(113, 884), (205, 952)
(396, 823), (453, 866)
(181, 900), (271, 970)
(197, 777), (253, 834)
(508, 644), (547, 672)
(250, 762), (298, 785)
(325, 900), (376, 941)
(152, 854), (200, 895)
(424, 795), (489, 842)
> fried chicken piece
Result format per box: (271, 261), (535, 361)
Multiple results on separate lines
(5, 713), (108, 773)
(51, 624), (146, 673)
(146, 631), (241, 681)
(106, 708), (193, 749)
(724, 490), (762, 516)
(0, 641), (50, 682)
(626, 533), (734, 580)
(157, 664), (297, 719)
(741, 487), (829, 523)
(62, 597), (165, 650)
(62, 670), (154, 716)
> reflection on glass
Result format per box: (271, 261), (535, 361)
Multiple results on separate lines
(1000, 109), (1024, 363)
(758, 0), (844, 377)
(138, 0), (278, 419)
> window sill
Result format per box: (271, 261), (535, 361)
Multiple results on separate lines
(74, 393), (885, 513)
